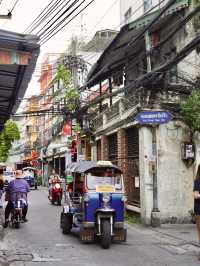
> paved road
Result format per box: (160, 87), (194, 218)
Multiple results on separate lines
(0, 188), (199, 266)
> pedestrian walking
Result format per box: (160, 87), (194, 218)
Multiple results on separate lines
(0, 168), (4, 208)
(193, 164), (200, 260)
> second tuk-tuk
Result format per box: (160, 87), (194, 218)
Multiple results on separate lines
(60, 160), (127, 249)
(23, 167), (38, 190)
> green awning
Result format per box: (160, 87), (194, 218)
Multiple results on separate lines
(129, 0), (189, 30)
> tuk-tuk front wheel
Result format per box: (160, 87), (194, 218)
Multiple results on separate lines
(61, 213), (72, 234)
(101, 220), (111, 249)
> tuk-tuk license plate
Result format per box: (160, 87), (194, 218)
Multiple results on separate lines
(96, 184), (115, 193)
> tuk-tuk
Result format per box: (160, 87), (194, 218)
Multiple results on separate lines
(60, 160), (127, 249)
(23, 167), (38, 190)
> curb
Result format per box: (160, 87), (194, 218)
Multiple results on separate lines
(0, 208), (4, 240)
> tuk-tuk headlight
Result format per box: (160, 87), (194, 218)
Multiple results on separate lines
(84, 194), (90, 202)
(102, 193), (110, 203)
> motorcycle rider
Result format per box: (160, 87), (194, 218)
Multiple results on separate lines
(49, 169), (61, 184)
(3, 169), (30, 228)
(48, 169), (62, 198)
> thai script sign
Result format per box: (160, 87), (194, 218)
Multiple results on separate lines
(136, 111), (172, 124)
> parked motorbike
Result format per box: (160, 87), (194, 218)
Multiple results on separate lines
(49, 182), (63, 205)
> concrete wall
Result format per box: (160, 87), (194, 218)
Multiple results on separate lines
(139, 126), (154, 225)
(120, 0), (166, 26)
(139, 121), (197, 225)
(157, 122), (194, 223)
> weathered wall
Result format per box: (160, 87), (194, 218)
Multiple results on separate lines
(157, 121), (194, 223)
(139, 126), (153, 225)
(139, 121), (199, 225)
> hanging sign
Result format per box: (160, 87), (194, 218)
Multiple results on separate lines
(62, 122), (72, 136)
(136, 111), (172, 124)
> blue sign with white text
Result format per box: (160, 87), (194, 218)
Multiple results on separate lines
(136, 111), (172, 124)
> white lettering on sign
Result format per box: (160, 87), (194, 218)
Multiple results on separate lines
(140, 113), (168, 119)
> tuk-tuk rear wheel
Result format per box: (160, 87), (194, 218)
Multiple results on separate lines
(101, 220), (111, 249)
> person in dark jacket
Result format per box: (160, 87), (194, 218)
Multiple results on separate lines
(193, 164), (200, 260)
(3, 170), (30, 228)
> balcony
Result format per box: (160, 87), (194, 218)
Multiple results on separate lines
(106, 102), (119, 122)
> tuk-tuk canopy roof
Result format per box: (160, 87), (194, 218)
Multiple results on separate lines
(22, 167), (36, 171)
(66, 161), (122, 174)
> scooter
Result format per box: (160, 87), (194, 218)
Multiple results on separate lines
(49, 182), (63, 206)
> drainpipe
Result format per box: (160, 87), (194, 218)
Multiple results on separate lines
(145, 30), (160, 227)
(151, 126), (160, 227)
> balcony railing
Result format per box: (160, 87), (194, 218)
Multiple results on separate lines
(106, 102), (119, 122)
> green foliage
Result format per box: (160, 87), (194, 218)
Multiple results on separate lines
(193, 0), (200, 33)
(55, 64), (79, 112)
(73, 122), (81, 133)
(181, 90), (200, 132)
(0, 120), (20, 162)
(125, 211), (141, 224)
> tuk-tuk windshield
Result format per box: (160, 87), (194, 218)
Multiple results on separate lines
(86, 169), (122, 190)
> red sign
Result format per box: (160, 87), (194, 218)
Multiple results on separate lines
(62, 122), (72, 136)
(31, 150), (38, 159)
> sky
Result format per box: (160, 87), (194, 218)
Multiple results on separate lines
(0, 0), (120, 100)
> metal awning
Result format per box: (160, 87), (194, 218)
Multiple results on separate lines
(85, 0), (189, 88)
(0, 29), (40, 124)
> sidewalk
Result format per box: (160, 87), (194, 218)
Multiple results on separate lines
(127, 222), (198, 245)
(151, 224), (198, 245)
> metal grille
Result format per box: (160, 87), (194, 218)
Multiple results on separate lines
(108, 134), (118, 165)
(126, 127), (140, 206)
(96, 140), (101, 161)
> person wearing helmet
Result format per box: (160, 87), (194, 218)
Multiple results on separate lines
(3, 170), (30, 228)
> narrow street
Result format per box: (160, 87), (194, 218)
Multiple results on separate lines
(0, 188), (198, 266)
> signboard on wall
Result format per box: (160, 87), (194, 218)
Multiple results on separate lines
(136, 111), (172, 124)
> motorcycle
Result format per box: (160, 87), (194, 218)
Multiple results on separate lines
(11, 196), (27, 229)
(49, 181), (63, 205)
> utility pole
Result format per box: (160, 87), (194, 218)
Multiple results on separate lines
(71, 37), (79, 89)
(145, 30), (161, 227)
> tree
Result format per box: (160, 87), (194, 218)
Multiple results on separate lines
(0, 120), (20, 162)
(181, 90), (200, 133)
(54, 64), (80, 112)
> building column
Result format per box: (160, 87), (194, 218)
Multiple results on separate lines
(117, 129), (128, 196)
(101, 135), (108, 161)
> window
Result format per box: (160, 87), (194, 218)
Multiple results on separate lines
(124, 7), (132, 25)
(144, 0), (152, 12)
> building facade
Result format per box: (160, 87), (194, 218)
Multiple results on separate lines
(83, 0), (200, 224)
(120, 0), (168, 25)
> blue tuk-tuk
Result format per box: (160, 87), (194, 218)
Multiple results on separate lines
(60, 160), (127, 249)
(23, 167), (38, 190)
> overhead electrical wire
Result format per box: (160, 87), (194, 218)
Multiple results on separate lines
(83, 0), (165, 53)
(40, 0), (96, 46)
(90, 0), (120, 33)
(10, 0), (20, 13)
(35, 0), (76, 35)
(128, 0), (177, 47)
(29, 0), (69, 34)
(79, 31), (200, 111)
(24, 0), (60, 33)
(38, 0), (81, 37)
